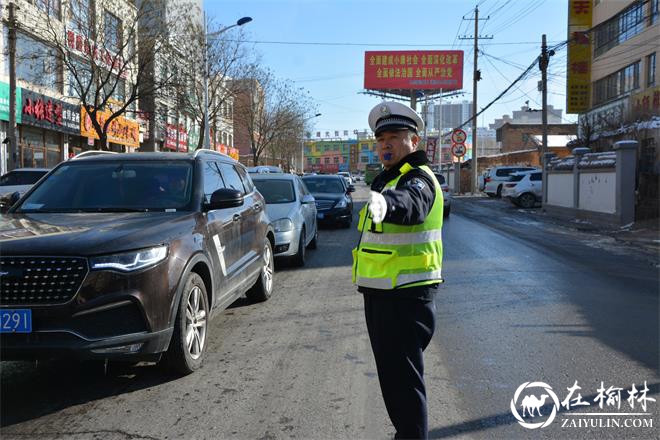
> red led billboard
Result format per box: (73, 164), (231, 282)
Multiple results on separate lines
(364, 50), (464, 91)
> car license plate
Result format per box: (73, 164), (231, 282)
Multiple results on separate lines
(0, 309), (32, 333)
(317, 213), (324, 219)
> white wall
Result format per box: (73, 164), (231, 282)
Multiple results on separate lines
(547, 173), (574, 208)
(579, 171), (616, 214)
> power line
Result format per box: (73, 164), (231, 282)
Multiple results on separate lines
(222, 39), (562, 47)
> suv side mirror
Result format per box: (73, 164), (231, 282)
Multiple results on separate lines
(301, 194), (315, 204)
(206, 188), (244, 211)
(347, 185), (355, 193)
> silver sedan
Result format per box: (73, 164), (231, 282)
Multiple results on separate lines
(251, 173), (318, 266)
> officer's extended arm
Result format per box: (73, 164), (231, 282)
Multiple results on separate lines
(380, 171), (436, 225)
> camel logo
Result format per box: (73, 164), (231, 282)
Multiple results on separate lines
(510, 381), (560, 429)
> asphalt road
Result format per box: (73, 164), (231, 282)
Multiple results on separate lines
(1, 183), (658, 440)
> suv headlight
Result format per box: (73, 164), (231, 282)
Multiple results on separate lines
(335, 198), (348, 208)
(90, 245), (168, 272)
(272, 218), (293, 232)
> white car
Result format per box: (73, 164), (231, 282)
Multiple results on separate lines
(337, 171), (353, 185)
(433, 173), (452, 217)
(251, 173), (318, 266)
(0, 168), (50, 211)
(483, 166), (538, 197)
(502, 170), (543, 208)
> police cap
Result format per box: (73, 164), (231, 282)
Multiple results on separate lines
(368, 101), (425, 137)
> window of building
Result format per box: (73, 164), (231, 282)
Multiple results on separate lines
(593, 61), (641, 105)
(334, 157), (339, 164)
(651, 0), (659, 25)
(66, 56), (97, 99)
(594, 1), (645, 57)
(14, 32), (61, 91)
(228, 134), (233, 147)
(648, 52), (656, 86)
(69, 0), (93, 37)
(35, 0), (61, 19)
(104, 11), (122, 54)
(324, 157), (330, 165)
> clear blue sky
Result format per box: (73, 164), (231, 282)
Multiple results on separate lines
(206, 0), (572, 135)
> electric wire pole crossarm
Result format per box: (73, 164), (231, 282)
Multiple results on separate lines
(202, 16), (253, 150)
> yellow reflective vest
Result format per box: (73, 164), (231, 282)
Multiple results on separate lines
(352, 163), (443, 290)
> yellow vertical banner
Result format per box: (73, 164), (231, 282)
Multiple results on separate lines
(566, 0), (593, 113)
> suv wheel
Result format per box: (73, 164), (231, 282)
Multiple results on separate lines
(292, 228), (306, 266)
(246, 239), (274, 302)
(496, 185), (503, 198)
(167, 273), (208, 375)
(518, 193), (536, 209)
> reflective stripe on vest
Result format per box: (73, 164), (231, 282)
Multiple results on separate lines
(361, 229), (442, 246)
(356, 269), (443, 290)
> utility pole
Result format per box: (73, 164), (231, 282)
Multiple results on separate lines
(459, 6), (492, 194)
(539, 34), (554, 205)
(7, 2), (18, 171)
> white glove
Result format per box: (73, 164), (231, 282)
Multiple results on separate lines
(368, 191), (387, 224)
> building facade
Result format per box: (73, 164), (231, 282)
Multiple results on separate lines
(569, 0), (659, 219)
(304, 138), (380, 173)
(0, 0), (140, 174)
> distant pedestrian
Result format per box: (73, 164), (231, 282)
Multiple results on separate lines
(352, 101), (444, 439)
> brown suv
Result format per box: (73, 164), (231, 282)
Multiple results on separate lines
(0, 150), (275, 374)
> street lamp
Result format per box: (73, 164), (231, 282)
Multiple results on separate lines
(301, 113), (321, 173)
(203, 16), (252, 151)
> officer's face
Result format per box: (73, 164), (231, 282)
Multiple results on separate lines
(376, 130), (419, 169)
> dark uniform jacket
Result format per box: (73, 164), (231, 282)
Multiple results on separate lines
(358, 150), (440, 300)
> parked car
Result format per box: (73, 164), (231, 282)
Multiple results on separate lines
(0, 168), (50, 212)
(337, 171), (353, 185)
(251, 173), (318, 266)
(0, 151), (275, 375)
(502, 170), (543, 208)
(302, 174), (354, 228)
(248, 165), (283, 174)
(483, 166), (538, 197)
(433, 173), (452, 217)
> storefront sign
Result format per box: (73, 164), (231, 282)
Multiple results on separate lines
(21, 89), (79, 135)
(81, 107), (140, 148)
(65, 29), (127, 79)
(0, 82), (22, 123)
(364, 50), (464, 91)
(165, 124), (188, 152)
(631, 86), (660, 113)
(566, 0), (592, 113)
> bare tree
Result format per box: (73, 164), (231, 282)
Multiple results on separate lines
(30, 0), (196, 150)
(233, 65), (316, 166)
(174, 18), (254, 150)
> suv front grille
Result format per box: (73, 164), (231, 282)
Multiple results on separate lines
(315, 200), (335, 211)
(0, 257), (88, 305)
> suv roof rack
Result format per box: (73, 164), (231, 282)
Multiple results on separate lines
(193, 148), (232, 160)
(71, 150), (118, 159)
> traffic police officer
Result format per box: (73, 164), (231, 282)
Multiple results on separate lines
(353, 101), (443, 439)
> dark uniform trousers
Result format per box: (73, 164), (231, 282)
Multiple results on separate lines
(363, 293), (436, 439)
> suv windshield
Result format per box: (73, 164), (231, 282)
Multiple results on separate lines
(303, 178), (345, 193)
(16, 161), (193, 213)
(253, 179), (296, 204)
